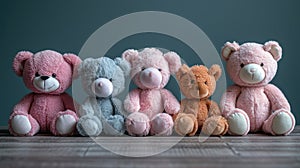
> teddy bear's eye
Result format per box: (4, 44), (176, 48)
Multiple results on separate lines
(141, 67), (145, 71)
(109, 78), (112, 82)
(52, 73), (57, 78)
(35, 72), (40, 77)
(240, 63), (245, 68)
(260, 63), (264, 67)
(158, 68), (162, 72)
(204, 81), (208, 85)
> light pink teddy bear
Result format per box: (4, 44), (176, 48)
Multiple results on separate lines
(220, 41), (295, 136)
(122, 48), (181, 136)
(9, 50), (81, 136)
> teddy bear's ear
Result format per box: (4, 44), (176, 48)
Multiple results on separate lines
(176, 64), (190, 80)
(122, 49), (139, 65)
(263, 41), (282, 61)
(209, 64), (222, 81)
(221, 41), (240, 61)
(164, 51), (182, 74)
(13, 51), (33, 76)
(114, 57), (130, 76)
(63, 53), (82, 78)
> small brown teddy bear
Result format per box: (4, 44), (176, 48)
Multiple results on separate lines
(174, 64), (228, 136)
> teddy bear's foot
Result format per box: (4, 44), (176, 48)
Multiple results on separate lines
(103, 115), (125, 135)
(126, 112), (150, 136)
(9, 114), (40, 136)
(77, 115), (102, 136)
(55, 114), (77, 135)
(263, 110), (295, 135)
(227, 110), (250, 135)
(202, 116), (228, 136)
(174, 113), (197, 136)
(150, 113), (174, 136)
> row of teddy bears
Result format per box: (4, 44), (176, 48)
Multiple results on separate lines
(9, 41), (295, 137)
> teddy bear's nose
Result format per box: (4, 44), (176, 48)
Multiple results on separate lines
(250, 68), (256, 73)
(41, 76), (49, 80)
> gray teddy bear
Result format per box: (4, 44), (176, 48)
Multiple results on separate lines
(76, 57), (130, 136)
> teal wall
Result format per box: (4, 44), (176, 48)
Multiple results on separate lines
(1, 0), (299, 127)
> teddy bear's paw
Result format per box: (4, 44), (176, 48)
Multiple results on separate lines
(126, 112), (150, 136)
(228, 112), (249, 135)
(77, 116), (102, 136)
(150, 113), (174, 136)
(272, 112), (294, 135)
(103, 115), (125, 135)
(11, 115), (32, 135)
(174, 114), (196, 136)
(202, 116), (228, 136)
(56, 114), (76, 135)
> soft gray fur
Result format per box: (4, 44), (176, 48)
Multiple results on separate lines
(76, 57), (130, 136)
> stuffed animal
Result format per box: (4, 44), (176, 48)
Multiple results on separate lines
(220, 41), (295, 135)
(174, 64), (228, 136)
(76, 57), (130, 136)
(9, 50), (81, 136)
(122, 48), (181, 136)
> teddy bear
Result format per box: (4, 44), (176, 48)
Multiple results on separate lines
(76, 57), (130, 136)
(9, 50), (82, 136)
(174, 64), (228, 136)
(220, 41), (295, 135)
(122, 48), (181, 136)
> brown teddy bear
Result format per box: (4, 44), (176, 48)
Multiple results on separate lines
(174, 64), (228, 136)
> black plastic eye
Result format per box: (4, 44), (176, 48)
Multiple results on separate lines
(109, 78), (112, 82)
(35, 72), (40, 77)
(141, 67), (145, 71)
(204, 81), (208, 85)
(240, 63), (245, 68)
(260, 63), (264, 67)
(158, 68), (162, 71)
(52, 73), (57, 78)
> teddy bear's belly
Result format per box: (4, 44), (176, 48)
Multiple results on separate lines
(30, 94), (65, 131)
(139, 89), (164, 119)
(236, 87), (271, 132)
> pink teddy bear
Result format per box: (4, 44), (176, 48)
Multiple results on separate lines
(220, 41), (295, 136)
(122, 48), (181, 136)
(9, 50), (81, 136)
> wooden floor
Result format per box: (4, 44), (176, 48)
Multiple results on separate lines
(1, 126), (300, 168)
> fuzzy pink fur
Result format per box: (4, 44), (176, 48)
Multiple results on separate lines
(123, 48), (181, 136)
(220, 41), (295, 135)
(9, 50), (81, 136)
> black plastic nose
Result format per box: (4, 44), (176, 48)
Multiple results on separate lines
(40, 76), (49, 80)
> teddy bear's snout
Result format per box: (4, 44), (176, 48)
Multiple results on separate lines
(139, 67), (162, 89)
(239, 63), (265, 84)
(92, 78), (113, 97)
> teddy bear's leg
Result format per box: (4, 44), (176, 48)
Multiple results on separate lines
(50, 110), (78, 136)
(150, 113), (174, 136)
(263, 109), (295, 135)
(103, 115), (125, 135)
(9, 113), (40, 136)
(77, 115), (103, 136)
(126, 112), (150, 136)
(226, 109), (250, 135)
(202, 116), (228, 136)
(174, 113), (198, 136)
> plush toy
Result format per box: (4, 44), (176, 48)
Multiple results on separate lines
(76, 57), (130, 136)
(122, 48), (181, 136)
(9, 50), (81, 136)
(220, 41), (295, 135)
(174, 64), (228, 136)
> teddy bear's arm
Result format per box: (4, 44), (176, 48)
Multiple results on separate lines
(206, 100), (222, 117)
(160, 89), (180, 114)
(61, 93), (76, 112)
(123, 89), (141, 113)
(264, 84), (291, 111)
(220, 85), (241, 117)
(12, 93), (34, 115)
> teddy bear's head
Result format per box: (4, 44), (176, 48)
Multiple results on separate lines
(13, 50), (81, 94)
(122, 48), (181, 89)
(79, 57), (130, 98)
(221, 41), (282, 87)
(176, 64), (221, 99)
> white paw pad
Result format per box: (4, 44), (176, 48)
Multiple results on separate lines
(272, 112), (293, 135)
(81, 119), (101, 136)
(228, 113), (248, 135)
(56, 115), (76, 135)
(11, 115), (32, 135)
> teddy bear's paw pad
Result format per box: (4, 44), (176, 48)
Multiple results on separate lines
(228, 113), (248, 135)
(175, 116), (194, 136)
(78, 118), (102, 136)
(104, 115), (125, 135)
(11, 115), (32, 135)
(126, 113), (150, 136)
(56, 115), (76, 135)
(272, 112), (293, 135)
(150, 114), (174, 136)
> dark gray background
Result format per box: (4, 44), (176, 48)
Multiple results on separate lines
(1, 0), (299, 127)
